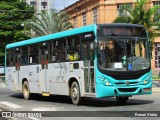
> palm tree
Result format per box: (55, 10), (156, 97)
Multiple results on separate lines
(24, 9), (73, 37)
(113, 0), (160, 47)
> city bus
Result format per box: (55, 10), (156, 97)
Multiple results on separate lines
(5, 23), (152, 105)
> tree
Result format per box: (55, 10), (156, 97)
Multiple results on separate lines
(113, 0), (160, 49)
(24, 9), (73, 37)
(113, 16), (131, 23)
(0, 0), (34, 63)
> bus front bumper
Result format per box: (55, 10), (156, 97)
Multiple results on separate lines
(96, 82), (152, 98)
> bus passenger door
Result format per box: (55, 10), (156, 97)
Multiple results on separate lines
(40, 44), (49, 94)
(14, 48), (20, 90)
(82, 41), (95, 94)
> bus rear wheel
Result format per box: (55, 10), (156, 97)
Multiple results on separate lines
(22, 81), (31, 100)
(116, 96), (129, 104)
(70, 81), (81, 105)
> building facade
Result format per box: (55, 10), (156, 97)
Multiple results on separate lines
(25, 0), (53, 12)
(63, 0), (160, 70)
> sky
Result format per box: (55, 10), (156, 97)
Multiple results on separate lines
(52, 0), (79, 11)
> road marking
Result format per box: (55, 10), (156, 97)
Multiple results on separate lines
(11, 117), (17, 120)
(32, 107), (59, 111)
(0, 101), (22, 109)
(29, 117), (40, 120)
(0, 83), (6, 87)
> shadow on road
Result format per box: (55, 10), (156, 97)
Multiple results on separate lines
(10, 93), (154, 107)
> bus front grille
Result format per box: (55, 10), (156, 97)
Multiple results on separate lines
(115, 82), (139, 85)
(118, 88), (137, 92)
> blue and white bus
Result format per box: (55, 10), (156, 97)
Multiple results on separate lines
(5, 24), (152, 105)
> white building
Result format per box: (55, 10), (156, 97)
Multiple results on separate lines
(25, 0), (54, 12)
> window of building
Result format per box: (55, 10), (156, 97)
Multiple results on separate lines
(30, 1), (36, 6)
(82, 12), (86, 26)
(93, 8), (97, 24)
(29, 44), (39, 64)
(42, 2), (47, 6)
(21, 46), (28, 65)
(117, 3), (132, 16)
(153, 1), (160, 23)
(73, 16), (77, 28)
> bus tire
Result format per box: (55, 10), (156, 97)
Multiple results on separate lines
(116, 96), (129, 104)
(22, 81), (31, 100)
(71, 81), (81, 105)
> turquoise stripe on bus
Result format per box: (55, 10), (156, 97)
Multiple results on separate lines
(6, 24), (96, 49)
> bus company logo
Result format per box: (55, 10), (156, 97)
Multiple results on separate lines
(126, 81), (130, 85)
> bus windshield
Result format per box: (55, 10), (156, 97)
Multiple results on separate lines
(98, 37), (150, 71)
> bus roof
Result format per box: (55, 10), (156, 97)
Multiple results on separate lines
(6, 23), (145, 49)
(6, 24), (96, 49)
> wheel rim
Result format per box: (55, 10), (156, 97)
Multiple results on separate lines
(23, 83), (29, 98)
(72, 85), (78, 100)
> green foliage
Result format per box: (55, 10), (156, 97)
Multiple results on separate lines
(113, 0), (160, 50)
(24, 9), (73, 37)
(0, 0), (34, 63)
(113, 16), (132, 23)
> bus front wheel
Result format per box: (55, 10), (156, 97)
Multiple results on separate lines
(116, 96), (129, 103)
(22, 81), (31, 100)
(70, 81), (81, 105)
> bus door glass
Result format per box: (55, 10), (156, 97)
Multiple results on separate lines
(82, 41), (95, 94)
(40, 42), (49, 93)
(14, 47), (20, 90)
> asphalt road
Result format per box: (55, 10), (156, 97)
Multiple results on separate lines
(0, 79), (160, 120)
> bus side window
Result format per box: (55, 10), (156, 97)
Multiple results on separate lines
(67, 37), (80, 61)
(21, 46), (28, 65)
(57, 39), (66, 61)
(51, 41), (57, 62)
(7, 49), (13, 67)
(51, 40), (66, 62)
(29, 44), (39, 64)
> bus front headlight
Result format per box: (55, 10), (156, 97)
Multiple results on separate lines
(98, 76), (112, 86)
(105, 81), (110, 86)
(142, 75), (151, 85)
(143, 80), (149, 84)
